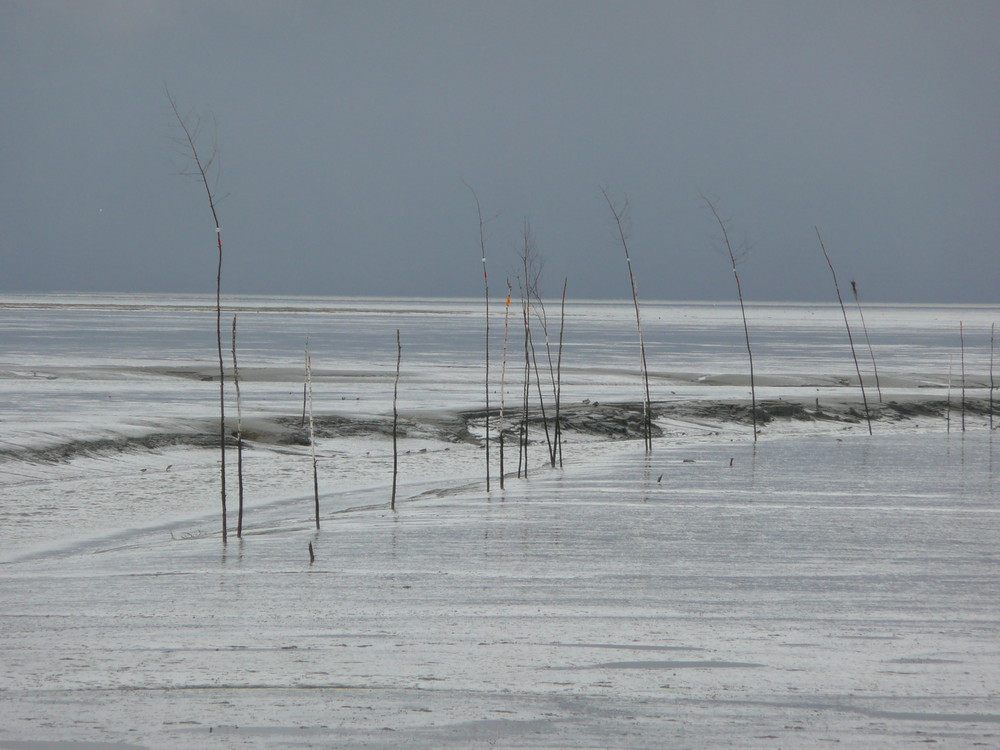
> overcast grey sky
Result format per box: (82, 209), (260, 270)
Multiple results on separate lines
(2, 1), (997, 302)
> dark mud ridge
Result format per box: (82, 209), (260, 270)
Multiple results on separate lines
(677, 397), (996, 428)
(2, 397), (995, 465)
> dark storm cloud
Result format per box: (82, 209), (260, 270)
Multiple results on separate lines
(2, 0), (997, 302)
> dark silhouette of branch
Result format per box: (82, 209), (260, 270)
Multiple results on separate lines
(602, 187), (652, 451)
(391, 329), (401, 509)
(850, 280), (882, 402)
(499, 279), (513, 488)
(231, 315), (244, 538)
(815, 228), (872, 435)
(462, 181), (494, 491)
(166, 86), (228, 542)
(703, 195), (757, 441)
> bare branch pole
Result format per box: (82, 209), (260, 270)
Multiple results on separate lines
(499, 280), (512, 488)
(851, 280), (883, 402)
(305, 341), (320, 529)
(519, 220), (554, 467)
(946, 355), (953, 433)
(555, 277), (568, 467)
(231, 315), (244, 538)
(602, 188), (652, 451)
(528, 312), (554, 466)
(991, 322), (996, 431)
(391, 329), (401, 510)
(529, 280), (563, 468)
(960, 321), (966, 433)
(166, 86), (227, 542)
(517, 273), (530, 478)
(815, 228), (872, 436)
(462, 181), (491, 491)
(703, 196), (757, 441)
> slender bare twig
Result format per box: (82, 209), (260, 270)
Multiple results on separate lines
(499, 280), (512, 488)
(946, 355), (953, 434)
(166, 86), (227, 542)
(990, 322), (996, 431)
(391, 329), (401, 510)
(528, 315), (553, 465)
(555, 278), (568, 467)
(518, 273), (530, 478)
(231, 315), (244, 538)
(528, 278), (568, 468)
(305, 341), (320, 529)
(815, 228), (872, 435)
(851, 280), (883, 402)
(960, 321), (966, 433)
(462, 181), (492, 491)
(703, 196), (757, 441)
(602, 188), (652, 451)
(519, 221), (554, 465)
(528, 292), (557, 467)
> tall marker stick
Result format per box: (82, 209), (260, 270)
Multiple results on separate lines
(851, 280), (882, 403)
(166, 87), (227, 542)
(232, 315), (244, 538)
(463, 182), (491, 491)
(602, 188), (652, 451)
(704, 196), (757, 441)
(391, 329), (401, 510)
(816, 228), (872, 435)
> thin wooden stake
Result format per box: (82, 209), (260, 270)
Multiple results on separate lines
(499, 280), (512, 488)
(703, 196), (757, 440)
(528, 281), (561, 468)
(990, 322), (996, 431)
(603, 188), (652, 451)
(232, 315), (245, 538)
(851, 280), (883, 402)
(391, 329), (401, 510)
(815, 228), (872, 436)
(463, 182), (492, 492)
(555, 278), (568, 467)
(527, 311), (554, 466)
(960, 321), (966, 433)
(946, 355), (953, 434)
(305, 342), (320, 529)
(519, 276), (530, 478)
(166, 86), (227, 543)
